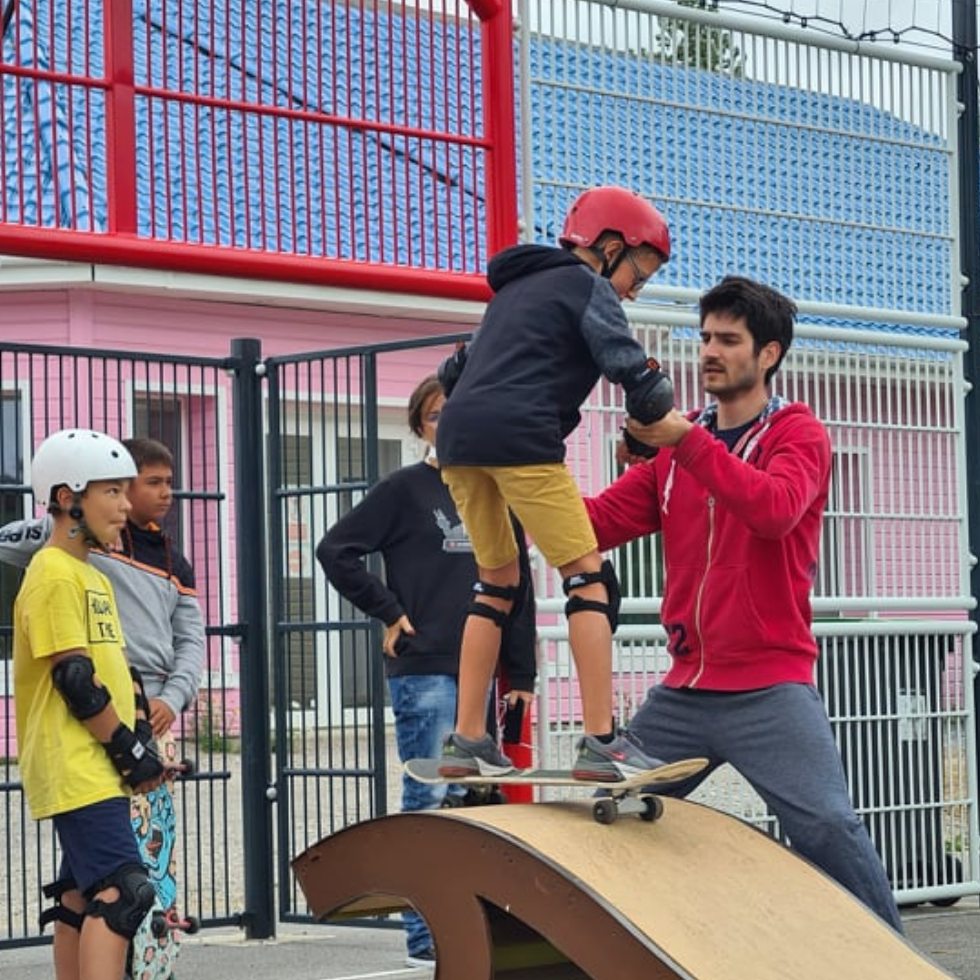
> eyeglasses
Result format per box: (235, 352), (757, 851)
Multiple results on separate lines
(624, 251), (652, 293)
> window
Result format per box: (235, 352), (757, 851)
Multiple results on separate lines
(817, 449), (871, 599)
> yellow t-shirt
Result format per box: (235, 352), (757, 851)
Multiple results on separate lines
(13, 546), (134, 819)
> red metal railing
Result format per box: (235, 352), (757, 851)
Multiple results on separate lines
(0, 0), (517, 299)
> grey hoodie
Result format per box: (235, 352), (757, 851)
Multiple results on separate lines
(0, 515), (205, 716)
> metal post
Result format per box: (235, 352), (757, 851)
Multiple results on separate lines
(231, 337), (275, 938)
(362, 355), (389, 814)
(952, 0), (980, 804)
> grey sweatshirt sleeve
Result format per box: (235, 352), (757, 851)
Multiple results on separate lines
(578, 277), (649, 385)
(158, 593), (206, 715)
(0, 514), (53, 568)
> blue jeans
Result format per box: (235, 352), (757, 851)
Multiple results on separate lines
(388, 673), (458, 955)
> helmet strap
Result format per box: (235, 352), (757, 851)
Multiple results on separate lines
(589, 242), (627, 280)
(67, 492), (105, 549)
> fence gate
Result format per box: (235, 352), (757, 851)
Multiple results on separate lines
(265, 334), (463, 921)
(0, 339), (244, 948)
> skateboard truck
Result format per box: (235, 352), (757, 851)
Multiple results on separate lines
(150, 909), (201, 938)
(592, 791), (664, 825)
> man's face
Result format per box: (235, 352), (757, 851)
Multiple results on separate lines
(699, 311), (779, 400)
(79, 479), (132, 548)
(126, 462), (174, 527)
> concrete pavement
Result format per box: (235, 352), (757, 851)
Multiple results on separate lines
(3, 902), (980, 979)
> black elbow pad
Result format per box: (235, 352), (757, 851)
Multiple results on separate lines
(624, 358), (674, 424)
(51, 654), (112, 720)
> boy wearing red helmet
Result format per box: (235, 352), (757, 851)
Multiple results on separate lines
(436, 185), (672, 781)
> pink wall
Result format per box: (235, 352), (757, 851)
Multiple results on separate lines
(0, 283), (477, 752)
(0, 287), (469, 355)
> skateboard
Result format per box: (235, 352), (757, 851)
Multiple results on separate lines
(405, 756), (709, 824)
(127, 735), (200, 980)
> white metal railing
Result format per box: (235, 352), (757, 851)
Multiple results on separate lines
(531, 609), (977, 906)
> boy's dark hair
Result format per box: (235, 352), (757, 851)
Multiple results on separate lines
(699, 276), (797, 384)
(123, 437), (174, 472)
(407, 375), (443, 437)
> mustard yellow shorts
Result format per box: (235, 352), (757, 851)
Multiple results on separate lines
(441, 463), (598, 571)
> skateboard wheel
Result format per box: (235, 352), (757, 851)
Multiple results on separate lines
(184, 914), (201, 935)
(150, 912), (168, 938)
(592, 798), (618, 825)
(640, 795), (663, 822)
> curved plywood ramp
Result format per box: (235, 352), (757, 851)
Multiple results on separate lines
(292, 798), (950, 979)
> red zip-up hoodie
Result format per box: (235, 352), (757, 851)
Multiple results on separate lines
(585, 401), (831, 690)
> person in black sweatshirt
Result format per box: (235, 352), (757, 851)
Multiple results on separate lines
(436, 185), (674, 783)
(316, 374), (536, 969)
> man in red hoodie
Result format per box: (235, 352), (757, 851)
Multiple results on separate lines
(585, 275), (903, 932)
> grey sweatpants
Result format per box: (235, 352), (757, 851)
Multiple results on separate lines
(628, 682), (904, 933)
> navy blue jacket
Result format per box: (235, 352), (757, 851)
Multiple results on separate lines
(437, 244), (649, 465)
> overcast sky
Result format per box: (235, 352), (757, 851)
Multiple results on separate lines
(721, 0), (954, 50)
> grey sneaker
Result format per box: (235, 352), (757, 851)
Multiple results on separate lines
(437, 733), (517, 778)
(572, 729), (665, 782)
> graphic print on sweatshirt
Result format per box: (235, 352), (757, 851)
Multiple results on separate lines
(434, 508), (474, 554)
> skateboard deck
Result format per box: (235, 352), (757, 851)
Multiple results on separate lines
(405, 756), (709, 824)
(128, 733), (199, 980)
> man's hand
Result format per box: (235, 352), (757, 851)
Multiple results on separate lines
(149, 698), (177, 739)
(383, 615), (415, 657)
(626, 409), (693, 449)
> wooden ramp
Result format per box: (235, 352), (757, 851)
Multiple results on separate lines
(292, 798), (951, 979)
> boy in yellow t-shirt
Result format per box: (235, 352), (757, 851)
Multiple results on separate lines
(14, 429), (165, 980)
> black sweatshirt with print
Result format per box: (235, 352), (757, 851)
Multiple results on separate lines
(316, 462), (536, 689)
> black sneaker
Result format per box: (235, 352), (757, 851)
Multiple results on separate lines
(437, 733), (517, 778)
(406, 946), (436, 968)
(572, 729), (665, 782)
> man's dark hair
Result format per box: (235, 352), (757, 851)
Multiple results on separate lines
(123, 437), (174, 472)
(699, 276), (797, 384)
(407, 375), (443, 437)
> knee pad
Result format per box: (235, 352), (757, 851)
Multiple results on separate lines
(85, 863), (155, 940)
(562, 559), (621, 632)
(39, 877), (84, 932)
(467, 579), (521, 631)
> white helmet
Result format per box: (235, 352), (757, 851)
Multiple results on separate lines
(31, 429), (137, 508)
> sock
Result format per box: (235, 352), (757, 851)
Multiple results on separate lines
(594, 731), (616, 744)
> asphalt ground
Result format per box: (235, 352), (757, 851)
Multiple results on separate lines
(4, 902), (980, 979)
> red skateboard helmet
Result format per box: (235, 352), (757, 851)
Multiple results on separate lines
(559, 185), (670, 261)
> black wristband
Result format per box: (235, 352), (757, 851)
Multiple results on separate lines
(104, 723), (164, 788)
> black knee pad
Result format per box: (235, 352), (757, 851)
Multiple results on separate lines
(85, 863), (155, 940)
(467, 579), (521, 631)
(562, 559), (621, 632)
(39, 877), (84, 932)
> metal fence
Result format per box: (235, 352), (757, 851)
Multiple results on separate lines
(264, 334), (469, 921)
(532, 302), (979, 906)
(0, 0), (516, 297)
(0, 340), (245, 946)
(508, 0), (977, 905)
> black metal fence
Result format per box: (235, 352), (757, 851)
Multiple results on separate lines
(0, 332), (462, 947)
